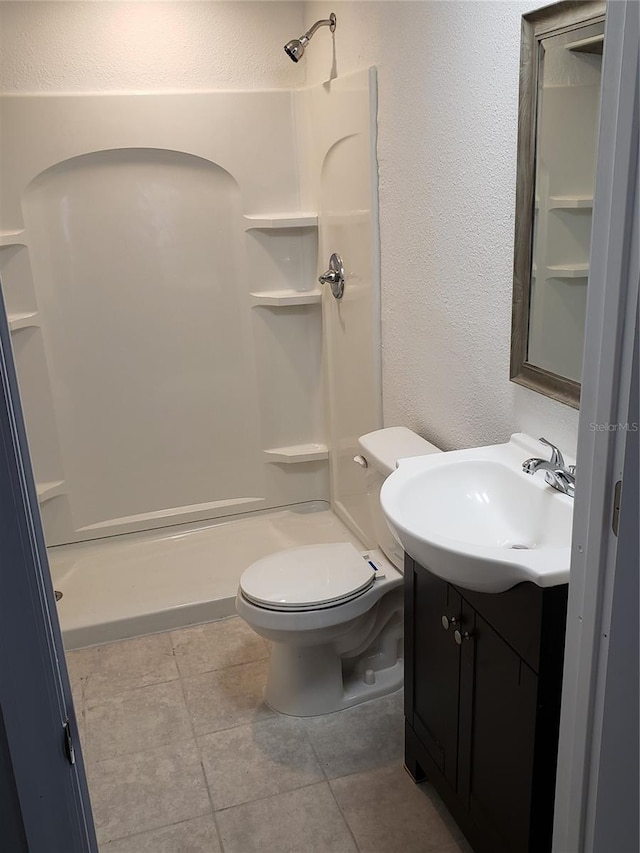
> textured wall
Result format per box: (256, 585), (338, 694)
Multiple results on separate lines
(304, 1), (580, 454)
(0, 1), (305, 91)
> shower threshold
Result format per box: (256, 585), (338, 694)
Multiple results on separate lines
(48, 501), (363, 650)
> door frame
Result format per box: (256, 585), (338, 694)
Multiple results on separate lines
(553, 2), (640, 850)
(0, 287), (97, 850)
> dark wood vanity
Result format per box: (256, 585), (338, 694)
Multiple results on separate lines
(404, 555), (568, 853)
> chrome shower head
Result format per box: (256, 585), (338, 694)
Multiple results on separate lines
(284, 37), (307, 63)
(284, 13), (336, 63)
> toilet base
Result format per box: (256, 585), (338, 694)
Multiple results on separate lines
(264, 638), (404, 717)
(236, 549), (405, 717)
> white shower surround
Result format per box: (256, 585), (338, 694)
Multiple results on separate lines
(0, 44), (381, 643)
(2, 90), (329, 544)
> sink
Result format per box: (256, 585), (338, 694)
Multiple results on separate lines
(380, 434), (574, 593)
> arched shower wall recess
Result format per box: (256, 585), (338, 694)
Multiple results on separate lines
(0, 91), (329, 546)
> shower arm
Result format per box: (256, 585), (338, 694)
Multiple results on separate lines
(303, 13), (337, 43)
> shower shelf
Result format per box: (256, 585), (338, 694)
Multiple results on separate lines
(263, 443), (328, 464)
(36, 480), (66, 503)
(0, 229), (27, 248)
(548, 196), (593, 210)
(8, 311), (40, 332)
(243, 214), (318, 230)
(565, 33), (604, 54)
(546, 263), (589, 279)
(250, 289), (321, 307)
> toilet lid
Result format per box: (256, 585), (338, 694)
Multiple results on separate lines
(240, 543), (376, 611)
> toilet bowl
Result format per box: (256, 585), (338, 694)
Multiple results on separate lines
(236, 427), (441, 716)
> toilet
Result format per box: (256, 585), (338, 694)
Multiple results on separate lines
(235, 427), (441, 716)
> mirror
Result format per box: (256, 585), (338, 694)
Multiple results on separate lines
(511, 1), (605, 408)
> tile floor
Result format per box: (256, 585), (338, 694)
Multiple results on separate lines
(67, 616), (473, 853)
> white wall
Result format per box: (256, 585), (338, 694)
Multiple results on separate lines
(0, 0), (305, 92)
(304, 1), (580, 454)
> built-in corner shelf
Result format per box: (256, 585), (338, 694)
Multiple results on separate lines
(547, 263), (589, 279)
(250, 289), (321, 307)
(263, 443), (328, 464)
(0, 229), (27, 248)
(8, 311), (40, 332)
(243, 213), (318, 230)
(36, 480), (65, 503)
(549, 196), (593, 210)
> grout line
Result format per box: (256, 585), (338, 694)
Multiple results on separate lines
(82, 673), (182, 710)
(179, 654), (270, 680)
(301, 713), (362, 850)
(80, 678), (178, 709)
(188, 713), (276, 740)
(199, 754), (228, 853)
(325, 777), (362, 853)
(99, 809), (213, 848)
(174, 645), (228, 853)
(211, 778), (330, 816)
(173, 648), (270, 681)
(304, 719), (331, 783)
(85, 734), (198, 768)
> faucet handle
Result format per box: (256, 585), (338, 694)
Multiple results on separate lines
(539, 437), (565, 468)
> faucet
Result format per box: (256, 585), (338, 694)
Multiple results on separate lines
(522, 438), (576, 497)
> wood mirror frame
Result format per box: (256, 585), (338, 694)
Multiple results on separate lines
(510, 0), (606, 409)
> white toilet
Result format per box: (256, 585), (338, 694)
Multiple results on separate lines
(235, 427), (440, 716)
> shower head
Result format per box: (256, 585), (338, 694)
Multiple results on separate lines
(284, 38), (307, 63)
(284, 12), (336, 63)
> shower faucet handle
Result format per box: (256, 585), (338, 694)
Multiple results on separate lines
(318, 270), (341, 285)
(318, 253), (345, 300)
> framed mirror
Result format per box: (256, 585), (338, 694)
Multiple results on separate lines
(511, 1), (605, 408)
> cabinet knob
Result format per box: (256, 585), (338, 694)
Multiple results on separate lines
(454, 629), (472, 645)
(441, 615), (457, 630)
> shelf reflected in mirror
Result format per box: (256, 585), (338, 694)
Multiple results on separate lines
(511, 1), (605, 408)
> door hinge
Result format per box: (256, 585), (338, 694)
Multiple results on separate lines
(612, 479), (622, 536)
(63, 720), (75, 766)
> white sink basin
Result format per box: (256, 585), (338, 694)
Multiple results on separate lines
(380, 434), (574, 593)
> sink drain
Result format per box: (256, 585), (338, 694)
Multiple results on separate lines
(55, 590), (63, 601)
(509, 544), (531, 550)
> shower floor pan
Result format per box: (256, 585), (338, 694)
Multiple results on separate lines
(49, 502), (363, 650)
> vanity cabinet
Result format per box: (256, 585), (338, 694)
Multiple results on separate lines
(404, 556), (568, 853)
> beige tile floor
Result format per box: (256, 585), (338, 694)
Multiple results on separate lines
(67, 616), (473, 853)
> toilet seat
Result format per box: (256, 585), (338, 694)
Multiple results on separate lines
(239, 543), (376, 612)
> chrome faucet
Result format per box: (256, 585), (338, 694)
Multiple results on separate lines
(522, 438), (576, 497)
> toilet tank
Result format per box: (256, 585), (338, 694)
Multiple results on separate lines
(357, 427), (441, 571)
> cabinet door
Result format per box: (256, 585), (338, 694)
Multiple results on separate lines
(411, 565), (462, 789)
(463, 608), (539, 853)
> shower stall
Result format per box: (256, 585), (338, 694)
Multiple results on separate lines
(0, 69), (382, 648)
